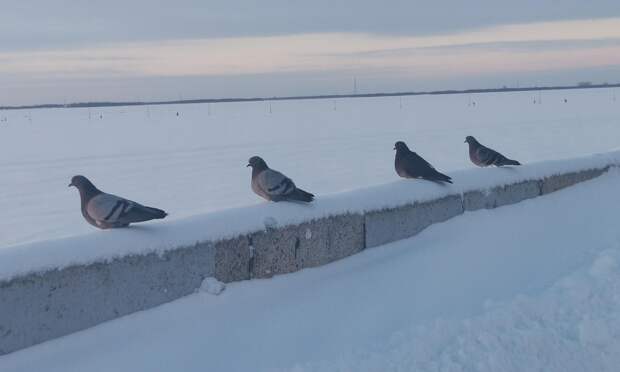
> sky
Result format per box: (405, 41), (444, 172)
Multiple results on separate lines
(1, 1), (620, 106)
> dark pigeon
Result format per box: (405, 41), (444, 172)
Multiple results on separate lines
(247, 156), (314, 203)
(465, 136), (521, 167)
(394, 141), (453, 184)
(69, 175), (167, 229)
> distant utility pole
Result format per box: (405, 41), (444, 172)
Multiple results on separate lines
(353, 77), (358, 95)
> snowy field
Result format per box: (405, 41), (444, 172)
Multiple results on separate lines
(2, 170), (620, 372)
(0, 88), (619, 248)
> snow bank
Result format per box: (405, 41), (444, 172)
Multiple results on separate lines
(288, 248), (620, 372)
(0, 149), (619, 282)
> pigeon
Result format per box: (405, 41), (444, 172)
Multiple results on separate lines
(465, 136), (521, 167)
(394, 141), (453, 184)
(68, 175), (167, 229)
(247, 156), (314, 203)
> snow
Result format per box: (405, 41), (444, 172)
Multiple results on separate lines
(199, 277), (226, 295)
(1, 89), (620, 281)
(302, 249), (620, 372)
(2, 167), (620, 372)
(1, 88), (619, 249)
(0, 148), (617, 282)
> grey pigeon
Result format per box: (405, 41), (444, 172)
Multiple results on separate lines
(247, 156), (314, 203)
(394, 141), (453, 184)
(69, 175), (167, 229)
(465, 136), (521, 167)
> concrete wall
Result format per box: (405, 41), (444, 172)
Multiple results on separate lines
(0, 166), (612, 355)
(0, 241), (216, 355)
(365, 195), (463, 248)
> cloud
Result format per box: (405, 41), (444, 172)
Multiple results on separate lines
(1, 0), (620, 51)
(2, 18), (619, 79)
(2, 16), (620, 105)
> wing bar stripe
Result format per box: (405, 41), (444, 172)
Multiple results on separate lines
(103, 201), (123, 221)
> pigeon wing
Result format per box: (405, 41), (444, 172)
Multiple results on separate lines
(476, 146), (492, 163)
(402, 151), (452, 182)
(86, 193), (136, 225)
(477, 145), (504, 166)
(256, 169), (297, 197)
(115, 202), (166, 224)
(402, 152), (437, 177)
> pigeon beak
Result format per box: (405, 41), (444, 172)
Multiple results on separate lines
(393, 146), (396, 150)
(464, 140), (467, 143)
(246, 163), (251, 167)
(68, 182), (74, 187)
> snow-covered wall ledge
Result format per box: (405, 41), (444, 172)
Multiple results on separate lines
(1, 150), (619, 355)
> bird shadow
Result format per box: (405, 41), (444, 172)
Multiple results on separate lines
(427, 180), (453, 186)
(122, 225), (161, 233)
(284, 200), (316, 206)
(495, 166), (521, 173)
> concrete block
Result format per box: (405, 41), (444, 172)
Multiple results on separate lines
(462, 189), (494, 211)
(365, 194), (463, 248)
(0, 241), (215, 356)
(298, 214), (365, 269)
(491, 180), (542, 208)
(249, 214), (365, 279)
(541, 167), (608, 195)
(248, 226), (298, 279)
(214, 236), (251, 283)
(463, 180), (541, 211)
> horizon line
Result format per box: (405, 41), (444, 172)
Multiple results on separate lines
(1, 81), (618, 111)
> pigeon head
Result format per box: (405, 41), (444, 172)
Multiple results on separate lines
(465, 136), (478, 144)
(393, 141), (409, 152)
(68, 175), (98, 193)
(247, 156), (268, 170)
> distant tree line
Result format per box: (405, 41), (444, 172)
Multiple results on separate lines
(2, 82), (619, 111)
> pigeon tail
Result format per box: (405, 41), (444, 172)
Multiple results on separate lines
(120, 205), (167, 224)
(495, 156), (521, 166)
(431, 171), (453, 184)
(143, 206), (168, 219)
(288, 188), (315, 203)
